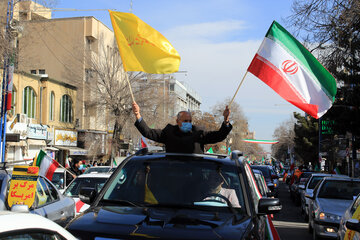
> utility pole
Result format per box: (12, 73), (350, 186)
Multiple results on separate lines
(0, 0), (15, 162)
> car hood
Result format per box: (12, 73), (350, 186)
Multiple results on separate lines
(318, 198), (353, 216)
(67, 206), (250, 240)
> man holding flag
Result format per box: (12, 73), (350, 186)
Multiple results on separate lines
(132, 102), (232, 153)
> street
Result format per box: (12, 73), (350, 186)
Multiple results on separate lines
(274, 181), (312, 240)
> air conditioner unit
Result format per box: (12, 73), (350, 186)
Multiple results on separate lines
(17, 113), (27, 124)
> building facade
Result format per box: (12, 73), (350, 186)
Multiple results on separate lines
(5, 71), (78, 165)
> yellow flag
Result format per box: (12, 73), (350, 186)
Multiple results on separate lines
(109, 10), (181, 74)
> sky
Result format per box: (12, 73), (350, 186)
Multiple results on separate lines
(51, 0), (302, 152)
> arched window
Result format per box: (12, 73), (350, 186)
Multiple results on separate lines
(23, 86), (36, 118)
(49, 91), (55, 121)
(60, 95), (73, 123)
(10, 86), (17, 116)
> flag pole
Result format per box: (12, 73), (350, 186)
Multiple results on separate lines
(228, 71), (248, 108)
(125, 71), (135, 102)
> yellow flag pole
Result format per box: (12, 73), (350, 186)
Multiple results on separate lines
(125, 71), (135, 102)
(228, 71), (248, 108)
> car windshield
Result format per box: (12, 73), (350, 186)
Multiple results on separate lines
(103, 158), (245, 213)
(317, 180), (360, 200)
(51, 172), (64, 189)
(84, 167), (111, 174)
(251, 166), (270, 180)
(64, 177), (108, 197)
(308, 176), (326, 189)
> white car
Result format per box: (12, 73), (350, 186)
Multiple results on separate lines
(63, 173), (111, 214)
(0, 211), (77, 239)
(300, 173), (349, 221)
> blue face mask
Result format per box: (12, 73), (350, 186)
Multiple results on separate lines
(180, 122), (192, 133)
(78, 165), (84, 171)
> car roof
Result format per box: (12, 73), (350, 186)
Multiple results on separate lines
(310, 173), (349, 178)
(77, 173), (112, 178)
(0, 211), (76, 239)
(322, 177), (360, 182)
(128, 152), (237, 166)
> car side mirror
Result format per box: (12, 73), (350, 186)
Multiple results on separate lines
(258, 198), (282, 215)
(346, 219), (360, 232)
(305, 193), (314, 199)
(79, 187), (96, 205)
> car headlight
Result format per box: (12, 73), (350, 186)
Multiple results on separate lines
(318, 212), (341, 222)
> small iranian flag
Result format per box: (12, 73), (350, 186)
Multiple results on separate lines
(33, 150), (59, 181)
(248, 21), (337, 119)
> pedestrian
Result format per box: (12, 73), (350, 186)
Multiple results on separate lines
(132, 101), (232, 153)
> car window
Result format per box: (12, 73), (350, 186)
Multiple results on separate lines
(0, 230), (65, 240)
(64, 177), (108, 197)
(34, 179), (48, 208)
(350, 195), (360, 215)
(308, 176), (325, 189)
(42, 177), (59, 201)
(39, 178), (53, 204)
(103, 158), (245, 212)
(318, 180), (360, 200)
(51, 172), (64, 189)
(250, 166), (270, 179)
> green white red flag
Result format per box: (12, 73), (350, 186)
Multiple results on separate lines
(33, 150), (59, 181)
(248, 21), (337, 119)
(242, 139), (279, 144)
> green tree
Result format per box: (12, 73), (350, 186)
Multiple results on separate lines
(287, 0), (360, 144)
(293, 112), (319, 166)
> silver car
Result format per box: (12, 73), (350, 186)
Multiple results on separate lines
(307, 177), (360, 239)
(0, 170), (75, 227)
(301, 173), (349, 221)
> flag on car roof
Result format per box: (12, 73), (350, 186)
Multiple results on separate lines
(248, 21), (337, 119)
(109, 10), (181, 74)
(33, 150), (59, 181)
(333, 166), (341, 174)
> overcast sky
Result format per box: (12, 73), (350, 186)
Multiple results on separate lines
(52, 0), (302, 152)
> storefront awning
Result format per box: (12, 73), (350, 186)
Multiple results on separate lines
(43, 146), (59, 151)
(55, 146), (88, 156)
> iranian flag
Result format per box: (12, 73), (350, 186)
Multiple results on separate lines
(33, 150), (59, 181)
(248, 21), (337, 119)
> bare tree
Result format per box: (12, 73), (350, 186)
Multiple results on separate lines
(88, 38), (170, 159)
(271, 116), (296, 162)
(210, 98), (262, 155)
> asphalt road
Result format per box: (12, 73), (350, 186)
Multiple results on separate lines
(273, 180), (312, 240)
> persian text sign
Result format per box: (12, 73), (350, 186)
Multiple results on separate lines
(54, 129), (77, 146)
(8, 165), (39, 208)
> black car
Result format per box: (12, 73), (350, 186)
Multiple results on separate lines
(250, 165), (279, 197)
(66, 150), (281, 239)
(289, 171), (313, 205)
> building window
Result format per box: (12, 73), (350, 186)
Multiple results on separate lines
(23, 86), (36, 118)
(39, 69), (45, 74)
(49, 91), (55, 121)
(60, 95), (73, 123)
(30, 70), (36, 74)
(10, 86), (17, 116)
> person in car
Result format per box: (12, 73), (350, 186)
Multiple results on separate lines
(132, 101), (232, 153)
(203, 172), (240, 208)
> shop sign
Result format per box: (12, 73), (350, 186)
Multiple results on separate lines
(27, 124), (48, 140)
(55, 129), (77, 146)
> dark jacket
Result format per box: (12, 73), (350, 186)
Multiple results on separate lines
(134, 119), (232, 153)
